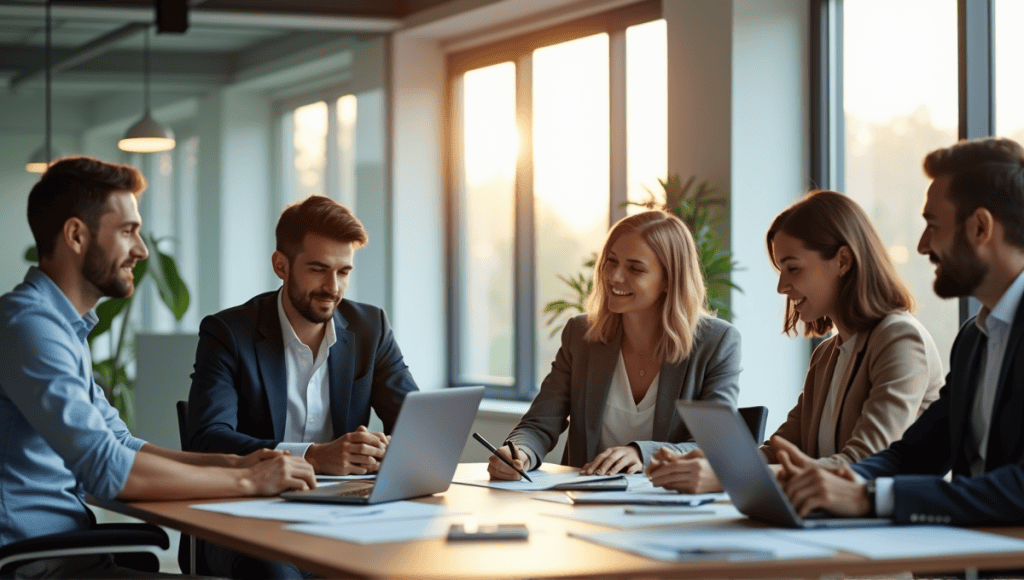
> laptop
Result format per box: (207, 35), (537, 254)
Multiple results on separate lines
(281, 387), (485, 504)
(675, 401), (891, 528)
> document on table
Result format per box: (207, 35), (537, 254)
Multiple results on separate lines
(288, 516), (467, 544)
(779, 526), (1024, 559)
(547, 503), (744, 529)
(455, 470), (647, 492)
(571, 526), (835, 562)
(567, 490), (729, 505)
(191, 498), (456, 524)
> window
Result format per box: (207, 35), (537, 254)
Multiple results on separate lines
(838, 0), (958, 369)
(995, 0), (1024, 142)
(280, 95), (359, 209)
(448, 2), (665, 399)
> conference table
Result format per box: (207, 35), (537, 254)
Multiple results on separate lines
(91, 464), (1024, 579)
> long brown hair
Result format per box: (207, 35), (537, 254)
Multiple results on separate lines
(766, 190), (913, 337)
(584, 210), (709, 362)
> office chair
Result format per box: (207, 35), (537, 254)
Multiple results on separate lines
(175, 400), (212, 576)
(0, 515), (169, 575)
(737, 406), (769, 443)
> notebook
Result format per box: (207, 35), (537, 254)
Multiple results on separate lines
(675, 401), (891, 528)
(281, 387), (484, 504)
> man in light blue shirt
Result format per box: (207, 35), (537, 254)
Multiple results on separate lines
(772, 137), (1024, 527)
(0, 156), (317, 578)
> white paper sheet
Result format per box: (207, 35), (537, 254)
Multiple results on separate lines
(454, 470), (647, 492)
(571, 526), (836, 562)
(547, 503), (744, 528)
(567, 490), (729, 505)
(288, 516), (467, 544)
(190, 498), (455, 523)
(779, 526), (1024, 559)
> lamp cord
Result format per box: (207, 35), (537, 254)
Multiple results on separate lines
(143, 26), (150, 114)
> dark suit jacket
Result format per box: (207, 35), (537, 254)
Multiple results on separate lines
(852, 301), (1024, 525)
(186, 291), (418, 455)
(508, 314), (741, 468)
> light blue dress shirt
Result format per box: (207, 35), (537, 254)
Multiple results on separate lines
(0, 267), (144, 546)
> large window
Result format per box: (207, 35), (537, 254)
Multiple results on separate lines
(449, 2), (665, 399)
(280, 94), (359, 210)
(995, 0), (1024, 142)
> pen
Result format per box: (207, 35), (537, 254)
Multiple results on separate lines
(472, 432), (533, 482)
(623, 507), (716, 515)
(646, 544), (774, 561)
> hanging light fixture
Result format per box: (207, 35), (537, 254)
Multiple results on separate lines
(118, 26), (175, 153)
(25, 0), (53, 173)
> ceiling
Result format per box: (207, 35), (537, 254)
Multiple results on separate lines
(0, 0), (463, 101)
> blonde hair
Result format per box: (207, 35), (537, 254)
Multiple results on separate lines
(584, 210), (710, 363)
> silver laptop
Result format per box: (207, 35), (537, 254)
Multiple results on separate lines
(281, 387), (484, 504)
(675, 401), (891, 528)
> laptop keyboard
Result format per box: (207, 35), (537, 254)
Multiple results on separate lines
(335, 487), (372, 497)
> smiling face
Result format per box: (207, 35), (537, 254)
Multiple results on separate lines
(81, 191), (149, 299)
(275, 233), (354, 324)
(918, 175), (987, 298)
(773, 230), (849, 328)
(603, 231), (667, 318)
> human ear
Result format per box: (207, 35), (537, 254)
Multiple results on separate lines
(271, 251), (289, 281)
(63, 218), (89, 256)
(836, 245), (853, 276)
(972, 208), (993, 245)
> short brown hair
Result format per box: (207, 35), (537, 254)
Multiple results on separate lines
(584, 210), (710, 363)
(923, 137), (1024, 249)
(276, 195), (368, 259)
(27, 156), (146, 259)
(766, 190), (913, 337)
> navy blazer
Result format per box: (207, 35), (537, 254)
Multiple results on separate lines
(852, 300), (1024, 525)
(186, 291), (418, 455)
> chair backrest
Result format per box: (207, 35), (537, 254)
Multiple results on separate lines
(175, 400), (189, 452)
(738, 406), (768, 443)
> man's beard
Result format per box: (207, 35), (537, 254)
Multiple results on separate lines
(932, 226), (987, 298)
(82, 237), (135, 299)
(287, 278), (339, 324)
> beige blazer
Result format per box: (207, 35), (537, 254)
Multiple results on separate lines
(760, 311), (944, 470)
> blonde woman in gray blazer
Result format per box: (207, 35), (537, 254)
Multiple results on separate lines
(647, 190), (943, 493)
(487, 211), (741, 479)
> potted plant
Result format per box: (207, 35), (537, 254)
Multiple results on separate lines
(543, 174), (740, 335)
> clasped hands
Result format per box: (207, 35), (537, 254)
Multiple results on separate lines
(306, 425), (391, 475)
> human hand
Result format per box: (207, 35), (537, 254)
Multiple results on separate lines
(241, 453), (316, 496)
(486, 443), (530, 480)
(306, 425), (388, 475)
(645, 447), (723, 494)
(232, 448), (287, 469)
(773, 435), (871, 517)
(580, 445), (642, 476)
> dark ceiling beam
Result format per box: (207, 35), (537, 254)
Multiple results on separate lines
(8, 21), (148, 90)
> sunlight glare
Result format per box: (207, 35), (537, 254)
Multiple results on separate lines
(463, 63), (518, 187)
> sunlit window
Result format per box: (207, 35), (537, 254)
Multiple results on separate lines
(842, 0), (957, 370)
(626, 19), (667, 209)
(337, 94), (358, 210)
(995, 0), (1024, 142)
(455, 63), (517, 384)
(290, 101), (328, 203)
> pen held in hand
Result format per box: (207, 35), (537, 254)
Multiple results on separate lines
(472, 432), (533, 482)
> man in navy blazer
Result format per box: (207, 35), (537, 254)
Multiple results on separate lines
(772, 137), (1024, 526)
(188, 195), (418, 577)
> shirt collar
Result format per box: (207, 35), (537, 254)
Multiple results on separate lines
(276, 288), (337, 352)
(24, 266), (98, 340)
(977, 268), (1024, 334)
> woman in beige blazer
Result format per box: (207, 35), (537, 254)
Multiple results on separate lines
(487, 210), (741, 480)
(647, 190), (944, 493)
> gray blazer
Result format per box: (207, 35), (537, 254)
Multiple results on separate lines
(508, 314), (741, 468)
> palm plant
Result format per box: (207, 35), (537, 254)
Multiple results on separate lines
(542, 174), (741, 336)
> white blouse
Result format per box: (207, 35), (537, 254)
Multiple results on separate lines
(817, 332), (858, 457)
(599, 351), (659, 452)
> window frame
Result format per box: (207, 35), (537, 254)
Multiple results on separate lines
(811, 0), (995, 328)
(445, 0), (662, 400)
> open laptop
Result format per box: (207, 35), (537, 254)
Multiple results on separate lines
(281, 387), (484, 504)
(675, 401), (891, 528)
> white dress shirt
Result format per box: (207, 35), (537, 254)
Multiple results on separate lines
(275, 289), (337, 457)
(875, 269), (1024, 516)
(599, 351), (659, 453)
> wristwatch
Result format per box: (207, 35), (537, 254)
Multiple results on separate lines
(864, 479), (877, 517)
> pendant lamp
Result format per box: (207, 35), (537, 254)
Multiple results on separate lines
(25, 0), (53, 173)
(118, 27), (175, 153)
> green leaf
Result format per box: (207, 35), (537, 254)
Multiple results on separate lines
(90, 298), (130, 343)
(24, 246), (38, 263)
(155, 250), (190, 319)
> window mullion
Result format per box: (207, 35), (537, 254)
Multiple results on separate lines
(609, 28), (627, 225)
(515, 53), (536, 399)
(325, 100), (341, 201)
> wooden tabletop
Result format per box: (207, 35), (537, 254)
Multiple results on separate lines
(90, 464), (1024, 579)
